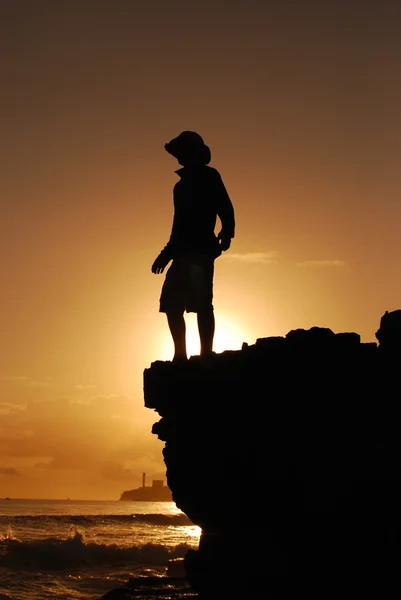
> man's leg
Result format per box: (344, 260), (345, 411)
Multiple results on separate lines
(197, 306), (215, 356)
(166, 310), (187, 361)
(190, 256), (215, 356)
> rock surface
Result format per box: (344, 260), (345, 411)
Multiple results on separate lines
(144, 316), (401, 598)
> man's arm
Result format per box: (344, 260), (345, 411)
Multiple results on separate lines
(214, 172), (235, 251)
(151, 236), (174, 274)
(151, 205), (178, 274)
(151, 253), (170, 274)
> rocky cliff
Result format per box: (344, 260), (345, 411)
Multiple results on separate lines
(143, 312), (401, 598)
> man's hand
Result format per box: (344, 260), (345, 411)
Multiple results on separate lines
(151, 254), (169, 274)
(217, 232), (232, 252)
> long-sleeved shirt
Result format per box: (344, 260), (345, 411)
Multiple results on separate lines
(158, 165), (235, 261)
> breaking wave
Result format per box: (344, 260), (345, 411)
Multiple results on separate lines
(0, 528), (192, 570)
(0, 513), (192, 527)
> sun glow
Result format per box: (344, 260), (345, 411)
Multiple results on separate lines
(159, 312), (249, 361)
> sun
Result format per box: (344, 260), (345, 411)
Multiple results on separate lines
(211, 313), (248, 354)
(159, 312), (250, 360)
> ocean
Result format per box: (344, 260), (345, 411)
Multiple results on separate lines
(0, 498), (201, 600)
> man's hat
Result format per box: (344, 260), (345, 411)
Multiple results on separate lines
(165, 131), (211, 165)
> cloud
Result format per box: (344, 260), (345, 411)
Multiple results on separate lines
(75, 384), (96, 391)
(295, 259), (346, 268)
(221, 251), (279, 264)
(1, 375), (53, 388)
(0, 467), (20, 476)
(33, 458), (55, 469)
(0, 403), (25, 416)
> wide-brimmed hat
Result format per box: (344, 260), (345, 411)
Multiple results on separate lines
(165, 131), (211, 165)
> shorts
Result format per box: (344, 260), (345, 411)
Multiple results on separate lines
(159, 253), (215, 313)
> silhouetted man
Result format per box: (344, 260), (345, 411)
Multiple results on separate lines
(152, 131), (235, 361)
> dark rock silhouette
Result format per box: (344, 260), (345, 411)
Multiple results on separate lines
(99, 577), (196, 599)
(376, 309), (401, 355)
(142, 315), (401, 598)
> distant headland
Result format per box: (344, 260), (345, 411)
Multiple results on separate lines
(119, 472), (172, 502)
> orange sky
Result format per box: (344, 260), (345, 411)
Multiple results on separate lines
(1, 0), (400, 499)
